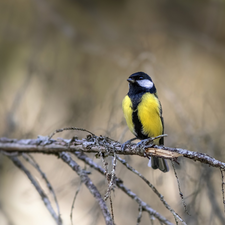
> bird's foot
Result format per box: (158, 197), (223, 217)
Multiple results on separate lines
(121, 137), (137, 151)
(136, 138), (155, 151)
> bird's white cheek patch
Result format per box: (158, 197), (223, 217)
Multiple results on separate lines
(137, 79), (153, 89)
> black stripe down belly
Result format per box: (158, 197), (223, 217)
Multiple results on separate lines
(132, 109), (148, 140)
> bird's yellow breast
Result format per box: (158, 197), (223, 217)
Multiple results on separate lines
(137, 93), (163, 139)
(122, 95), (135, 135)
(122, 93), (163, 144)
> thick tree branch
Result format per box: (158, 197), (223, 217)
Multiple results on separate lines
(1, 136), (225, 170)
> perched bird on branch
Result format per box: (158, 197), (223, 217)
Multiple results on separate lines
(122, 72), (169, 172)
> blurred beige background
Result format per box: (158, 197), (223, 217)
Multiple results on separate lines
(1, 0), (225, 224)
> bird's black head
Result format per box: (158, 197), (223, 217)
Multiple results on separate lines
(127, 72), (156, 95)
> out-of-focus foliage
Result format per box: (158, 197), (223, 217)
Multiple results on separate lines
(1, 0), (225, 224)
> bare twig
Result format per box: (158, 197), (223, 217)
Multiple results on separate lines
(106, 152), (117, 224)
(220, 168), (225, 213)
(104, 152), (117, 201)
(59, 152), (114, 225)
(70, 180), (82, 225)
(109, 196), (114, 224)
(73, 151), (174, 225)
(149, 214), (155, 225)
(171, 160), (189, 216)
(22, 154), (61, 223)
(95, 136), (116, 223)
(137, 205), (143, 225)
(9, 156), (62, 225)
(49, 127), (95, 140)
(205, 168), (225, 224)
(117, 156), (186, 224)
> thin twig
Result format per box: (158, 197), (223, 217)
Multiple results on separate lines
(1, 151), (19, 156)
(73, 151), (174, 225)
(106, 152), (117, 224)
(149, 214), (155, 225)
(97, 136), (116, 223)
(171, 160), (190, 215)
(22, 154), (61, 223)
(109, 196), (114, 224)
(205, 167), (225, 224)
(117, 156), (186, 225)
(137, 205), (143, 225)
(104, 152), (117, 201)
(9, 156), (61, 225)
(48, 127), (95, 140)
(59, 152), (114, 225)
(70, 180), (82, 225)
(220, 168), (225, 213)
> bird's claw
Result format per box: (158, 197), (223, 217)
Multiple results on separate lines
(121, 137), (137, 151)
(136, 138), (154, 150)
(121, 140), (132, 151)
(121, 142), (127, 151)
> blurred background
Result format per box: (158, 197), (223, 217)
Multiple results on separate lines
(1, 0), (225, 224)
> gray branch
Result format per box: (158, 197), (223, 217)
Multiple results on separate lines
(2, 134), (225, 225)
(59, 152), (114, 225)
(73, 151), (174, 225)
(10, 156), (62, 225)
(1, 136), (225, 170)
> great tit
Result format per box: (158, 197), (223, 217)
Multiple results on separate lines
(122, 72), (169, 173)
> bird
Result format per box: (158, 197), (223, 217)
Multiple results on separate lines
(122, 71), (169, 172)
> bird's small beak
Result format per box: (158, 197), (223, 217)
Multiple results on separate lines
(127, 78), (135, 83)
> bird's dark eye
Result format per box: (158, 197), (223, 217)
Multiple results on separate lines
(139, 76), (143, 80)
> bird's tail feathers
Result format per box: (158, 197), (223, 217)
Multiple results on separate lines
(148, 157), (169, 173)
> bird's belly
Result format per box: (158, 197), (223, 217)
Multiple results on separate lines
(137, 93), (163, 139)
